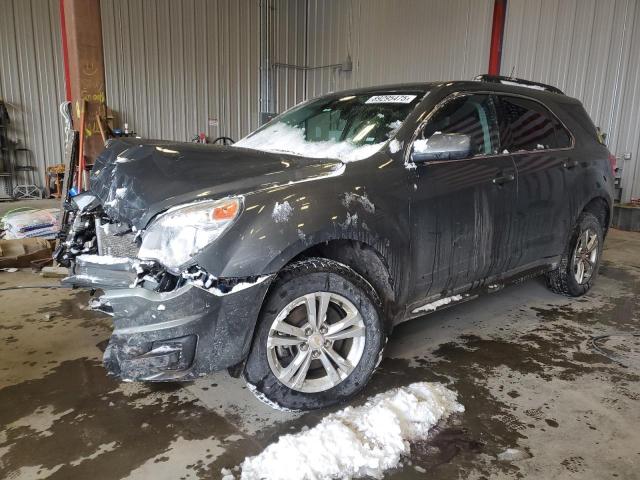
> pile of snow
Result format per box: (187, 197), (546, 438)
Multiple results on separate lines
(227, 382), (464, 480)
(234, 122), (384, 162)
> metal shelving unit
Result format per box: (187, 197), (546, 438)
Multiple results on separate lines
(0, 118), (15, 200)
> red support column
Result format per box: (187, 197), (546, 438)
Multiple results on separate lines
(488, 0), (507, 75)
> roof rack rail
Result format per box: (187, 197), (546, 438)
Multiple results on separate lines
(473, 75), (565, 95)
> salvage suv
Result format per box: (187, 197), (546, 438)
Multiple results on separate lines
(58, 75), (614, 410)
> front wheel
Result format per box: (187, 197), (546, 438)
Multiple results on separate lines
(546, 212), (604, 297)
(244, 258), (386, 410)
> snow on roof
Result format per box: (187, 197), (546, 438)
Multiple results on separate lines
(226, 382), (464, 480)
(499, 79), (547, 91)
(233, 122), (384, 162)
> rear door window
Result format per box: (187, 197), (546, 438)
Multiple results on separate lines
(498, 96), (572, 152)
(419, 94), (500, 157)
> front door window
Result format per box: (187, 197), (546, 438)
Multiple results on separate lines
(417, 94), (501, 158)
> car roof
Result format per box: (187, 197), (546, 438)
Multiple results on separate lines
(322, 82), (438, 97)
(321, 80), (580, 104)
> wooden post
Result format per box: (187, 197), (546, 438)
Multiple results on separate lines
(61, 0), (106, 168)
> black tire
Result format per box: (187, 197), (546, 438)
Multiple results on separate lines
(244, 258), (386, 410)
(546, 212), (604, 297)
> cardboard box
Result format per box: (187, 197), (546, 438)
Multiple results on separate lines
(0, 238), (53, 268)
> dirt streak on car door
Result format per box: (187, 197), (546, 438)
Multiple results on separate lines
(496, 94), (574, 270)
(407, 154), (517, 307)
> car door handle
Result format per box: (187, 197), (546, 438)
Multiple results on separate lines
(492, 173), (515, 185)
(563, 159), (579, 169)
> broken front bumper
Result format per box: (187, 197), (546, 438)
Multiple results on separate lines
(64, 256), (272, 381)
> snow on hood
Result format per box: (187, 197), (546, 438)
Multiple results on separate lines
(225, 382), (464, 480)
(234, 122), (385, 162)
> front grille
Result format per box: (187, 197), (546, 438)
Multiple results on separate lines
(95, 218), (139, 258)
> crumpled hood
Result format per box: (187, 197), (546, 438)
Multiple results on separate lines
(90, 138), (343, 228)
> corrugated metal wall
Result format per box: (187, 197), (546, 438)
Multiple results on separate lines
(98, 0), (640, 202)
(305, 0), (494, 99)
(501, 0), (640, 202)
(3, 0), (640, 202)
(270, 0), (307, 113)
(100, 0), (493, 141)
(0, 0), (66, 192)
(100, 0), (261, 142)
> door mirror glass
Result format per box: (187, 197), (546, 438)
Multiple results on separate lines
(411, 132), (471, 163)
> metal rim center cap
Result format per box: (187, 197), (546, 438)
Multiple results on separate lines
(308, 333), (324, 350)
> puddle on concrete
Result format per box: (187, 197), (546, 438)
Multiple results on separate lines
(0, 358), (253, 480)
(1, 250), (639, 479)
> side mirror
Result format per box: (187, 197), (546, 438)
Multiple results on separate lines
(411, 132), (472, 163)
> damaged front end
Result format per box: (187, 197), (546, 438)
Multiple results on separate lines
(56, 191), (272, 382)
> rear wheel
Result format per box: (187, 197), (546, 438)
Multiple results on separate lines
(546, 212), (604, 296)
(244, 258), (385, 410)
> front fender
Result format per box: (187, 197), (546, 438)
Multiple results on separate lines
(191, 156), (411, 285)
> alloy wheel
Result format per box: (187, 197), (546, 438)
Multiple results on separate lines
(572, 228), (599, 285)
(266, 292), (366, 393)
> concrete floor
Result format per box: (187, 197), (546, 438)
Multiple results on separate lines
(0, 229), (638, 479)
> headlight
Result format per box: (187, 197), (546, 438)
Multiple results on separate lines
(138, 197), (242, 269)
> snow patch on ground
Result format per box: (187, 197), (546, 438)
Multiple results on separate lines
(272, 201), (293, 223)
(412, 294), (464, 314)
(229, 382), (463, 480)
(234, 122), (384, 162)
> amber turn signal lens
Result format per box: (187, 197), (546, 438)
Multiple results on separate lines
(212, 199), (240, 221)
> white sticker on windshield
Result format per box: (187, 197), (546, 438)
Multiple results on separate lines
(365, 94), (417, 104)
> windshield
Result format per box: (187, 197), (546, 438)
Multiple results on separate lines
(234, 91), (426, 161)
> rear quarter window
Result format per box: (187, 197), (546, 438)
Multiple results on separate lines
(562, 102), (603, 145)
(498, 96), (572, 151)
